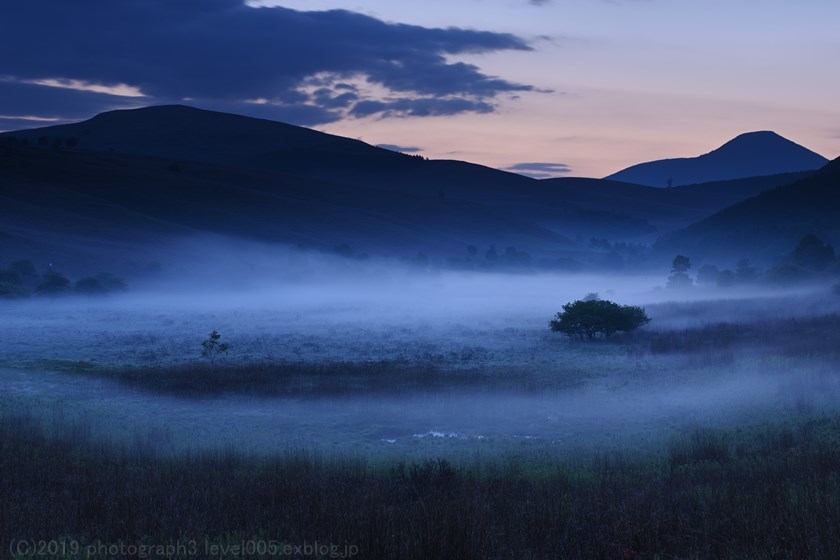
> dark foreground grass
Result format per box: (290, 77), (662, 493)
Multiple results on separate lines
(3, 413), (840, 559)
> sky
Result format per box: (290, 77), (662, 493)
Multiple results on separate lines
(1, 0), (838, 178)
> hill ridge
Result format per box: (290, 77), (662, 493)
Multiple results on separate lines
(606, 131), (828, 188)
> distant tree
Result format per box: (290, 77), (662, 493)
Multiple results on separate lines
(667, 255), (693, 289)
(35, 269), (70, 296)
(695, 264), (720, 285)
(466, 245), (478, 257)
(0, 268), (22, 287)
(717, 269), (736, 288)
(502, 246), (531, 267)
(10, 260), (38, 287)
(671, 255), (691, 273)
(764, 264), (811, 285)
(735, 259), (757, 283)
(793, 234), (835, 271)
(0, 281), (28, 299)
(95, 272), (128, 292)
(549, 299), (651, 340)
(583, 292), (600, 301)
(485, 245), (498, 261)
(74, 277), (109, 295)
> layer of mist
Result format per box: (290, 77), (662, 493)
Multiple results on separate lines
(3, 237), (839, 459)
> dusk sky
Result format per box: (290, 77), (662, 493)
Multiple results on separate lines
(1, 0), (838, 177)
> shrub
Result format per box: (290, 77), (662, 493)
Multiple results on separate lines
(201, 331), (230, 363)
(549, 299), (650, 340)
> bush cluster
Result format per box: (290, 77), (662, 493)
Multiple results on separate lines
(550, 298), (650, 340)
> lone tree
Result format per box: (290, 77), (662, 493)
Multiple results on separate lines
(201, 330), (230, 363)
(549, 299), (650, 340)
(667, 255), (693, 289)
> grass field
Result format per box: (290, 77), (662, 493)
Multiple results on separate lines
(2, 278), (840, 558)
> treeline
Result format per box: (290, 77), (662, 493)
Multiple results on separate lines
(0, 259), (126, 299)
(666, 233), (840, 290)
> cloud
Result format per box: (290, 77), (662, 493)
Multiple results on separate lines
(0, 79), (143, 124)
(0, 0), (535, 125)
(504, 162), (573, 179)
(350, 97), (494, 119)
(376, 144), (423, 153)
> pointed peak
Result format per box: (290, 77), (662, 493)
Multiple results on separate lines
(721, 130), (796, 147)
(711, 131), (799, 153)
(606, 130), (829, 187)
(705, 131), (829, 164)
(731, 130), (783, 139)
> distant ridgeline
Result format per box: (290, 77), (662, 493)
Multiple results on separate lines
(0, 105), (837, 276)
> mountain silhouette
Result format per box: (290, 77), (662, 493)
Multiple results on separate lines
(656, 156), (840, 264)
(605, 131), (828, 188)
(0, 142), (571, 274)
(2, 104), (414, 170)
(1, 105), (822, 270)
(0, 106), (659, 244)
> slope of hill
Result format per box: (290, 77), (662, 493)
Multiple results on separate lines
(0, 143), (571, 273)
(2, 104), (823, 270)
(605, 132), (828, 188)
(655, 156), (840, 264)
(1, 104), (411, 169)
(540, 172), (810, 235)
(0, 106), (662, 242)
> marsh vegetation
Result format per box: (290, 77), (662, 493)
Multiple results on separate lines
(2, 259), (840, 559)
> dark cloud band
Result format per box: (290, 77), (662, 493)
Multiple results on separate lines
(0, 0), (535, 125)
(504, 162), (573, 179)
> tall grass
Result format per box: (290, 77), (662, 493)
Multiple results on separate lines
(642, 313), (840, 358)
(3, 412), (839, 559)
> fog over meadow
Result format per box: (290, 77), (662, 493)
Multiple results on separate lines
(3, 237), (839, 458)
